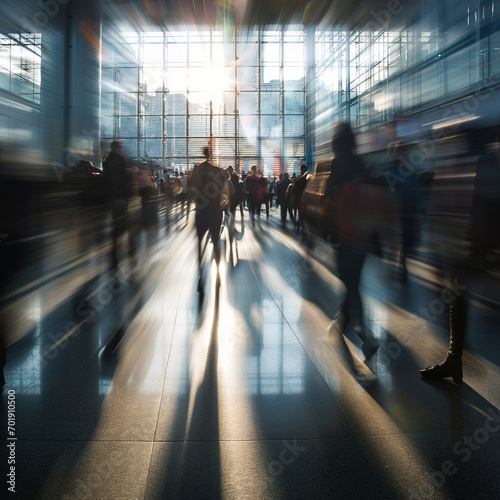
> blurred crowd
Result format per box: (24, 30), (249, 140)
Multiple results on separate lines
(1, 120), (499, 386)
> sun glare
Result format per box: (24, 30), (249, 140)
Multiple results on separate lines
(188, 63), (229, 106)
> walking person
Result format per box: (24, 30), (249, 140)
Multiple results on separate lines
(102, 140), (135, 271)
(326, 123), (380, 361)
(276, 172), (292, 226)
(244, 165), (263, 227)
(419, 128), (496, 383)
(189, 148), (228, 294)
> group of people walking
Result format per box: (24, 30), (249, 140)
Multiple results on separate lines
(101, 118), (497, 385)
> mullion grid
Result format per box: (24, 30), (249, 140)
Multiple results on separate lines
(104, 27), (305, 173)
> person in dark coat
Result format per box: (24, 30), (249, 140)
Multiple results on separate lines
(102, 140), (134, 270)
(189, 148), (227, 294)
(326, 123), (379, 361)
(276, 172), (292, 225)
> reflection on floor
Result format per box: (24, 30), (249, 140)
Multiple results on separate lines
(2, 211), (500, 499)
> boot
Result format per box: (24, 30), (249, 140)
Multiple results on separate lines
(420, 295), (466, 384)
(419, 354), (463, 384)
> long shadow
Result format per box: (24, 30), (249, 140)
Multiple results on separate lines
(150, 279), (222, 499)
(0, 267), (141, 498)
(220, 230), (404, 498)
(255, 225), (500, 499)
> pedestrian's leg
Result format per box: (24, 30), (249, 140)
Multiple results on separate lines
(420, 294), (466, 383)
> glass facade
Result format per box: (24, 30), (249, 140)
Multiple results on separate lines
(0, 33), (41, 105)
(101, 1), (500, 170)
(315, 0), (500, 153)
(101, 27), (306, 175)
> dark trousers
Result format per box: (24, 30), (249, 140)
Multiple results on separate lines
(336, 244), (367, 333)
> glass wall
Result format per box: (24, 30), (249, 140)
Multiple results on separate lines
(101, 1), (500, 170)
(0, 33), (41, 104)
(314, 0), (500, 157)
(101, 26), (306, 175)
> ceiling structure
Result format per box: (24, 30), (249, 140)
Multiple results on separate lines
(103, 0), (417, 30)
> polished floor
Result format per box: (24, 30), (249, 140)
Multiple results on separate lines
(1, 207), (500, 499)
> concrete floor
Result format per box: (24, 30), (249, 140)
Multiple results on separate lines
(1, 207), (500, 499)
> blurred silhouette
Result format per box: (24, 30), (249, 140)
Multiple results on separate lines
(290, 164), (309, 237)
(227, 165), (244, 224)
(384, 142), (421, 283)
(325, 123), (386, 362)
(102, 140), (135, 271)
(244, 165), (265, 227)
(420, 127), (498, 383)
(189, 148), (227, 295)
(276, 172), (292, 226)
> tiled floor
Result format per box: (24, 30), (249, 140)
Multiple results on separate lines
(1, 210), (500, 499)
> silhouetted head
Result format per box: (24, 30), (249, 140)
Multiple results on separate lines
(300, 164), (307, 174)
(331, 122), (356, 155)
(227, 165), (234, 173)
(203, 147), (210, 159)
(111, 140), (125, 154)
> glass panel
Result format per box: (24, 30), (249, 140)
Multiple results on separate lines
(189, 138), (211, 157)
(166, 67), (187, 91)
(284, 138), (304, 157)
(262, 66), (280, 86)
(165, 138), (187, 158)
(446, 46), (477, 93)
(212, 115), (235, 136)
(262, 42), (280, 64)
(237, 139), (258, 157)
(223, 92), (235, 114)
(189, 115), (211, 136)
(166, 93), (187, 114)
(167, 43), (187, 64)
(118, 116), (137, 137)
(283, 69), (304, 90)
(101, 115), (114, 138)
(284, 43), (303, 66)
(117, 93), (137, 115)
(143, 65), (164, 93)
(284, 92), (304, 114)
(166, 115), (186, 137)
(239, 114), (258, 143)
(188, 99), (210, 115)
(189, 42), (210, 63)
(101, 67), (115, 87)
(261, 115), (281, 137)
(142, 43), (163, 63)
(123, 139), (138, 157)
(239, 92), (258, 114)
(144, 116), (162, 138)
(261, 91), (281, 114)
(144, 139), (162, 157)
(238, 41), (258, 66)
(284, 116), (304, 136)
(116, 67), (138, 92)
(420, 64), (439, 103)
(212, 137), (236, 159)
(237, 66), (257, 90)
(165, 137), (187, 158)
